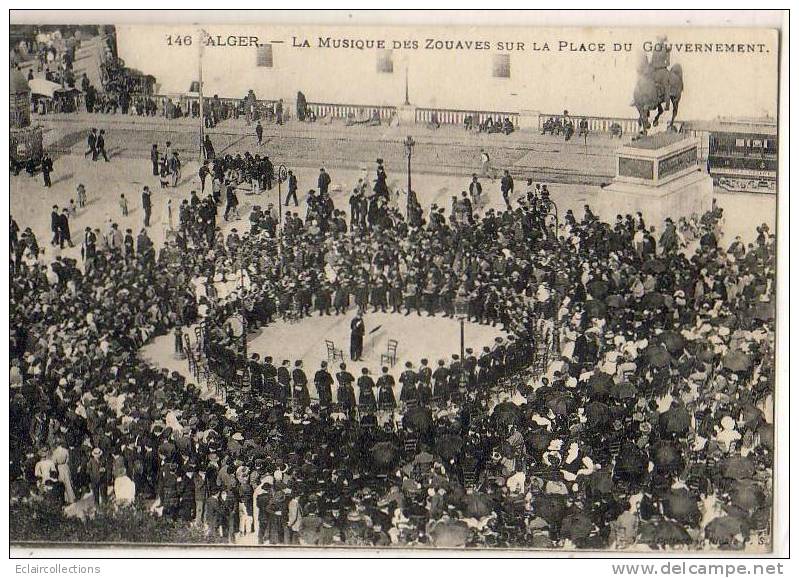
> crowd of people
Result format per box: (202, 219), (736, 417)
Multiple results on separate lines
(9, 146), (775, 550)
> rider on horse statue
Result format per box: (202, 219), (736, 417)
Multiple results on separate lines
(650, 35), (672, 111)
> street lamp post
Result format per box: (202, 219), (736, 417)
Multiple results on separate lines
(404, 136), (415, 220)
(540, 194), (561, 354)
(276, 164), (288, 228)
(454, 289), (469, 389)
(239, 260), (248, 361)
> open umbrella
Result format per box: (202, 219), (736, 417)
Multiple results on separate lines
(722, 455), (755, 480)
(751, 301), (776, 322)
(492, 401), (522, 426)
(730, 480), (766, 513)
(535, 494), (567, 525)
(528, 430), (553, 454)
(606, 294), (626, 309)
(545, 392), (574, 416)
(610, 380), (638, 400)
(654, 331), (685, 354)
(663, 490), (701, 526)
(587, 280), (609, 299)
(561, 512), (595, 542)
(370, 441), (398, 471)
(644, 344), (672, 368)
(723, 351), (752, 372)
(403, 406), (433, 433)
(413, 451), (436, 465)
(462, 492), (494, 518)
(429, 519), (470, 547)
(583, 299), (607, 319)
(659, 405), (691, 436)
(652, 441), (684, 475)
(614, 444), (648, 484)
(585, 401), (611, 431)
(757, 423), (774, 451)
(642, 259), (667, 274)
(588, 372), (614, 398)
(705, 516), (748, 547)
(435, 434), (464, 461)
(639, 518), (692, 547)
(641, 292), (665, 309)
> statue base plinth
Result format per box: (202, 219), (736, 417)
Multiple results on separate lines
(597, 134), (713, 230)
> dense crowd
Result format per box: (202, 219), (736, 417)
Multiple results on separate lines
(9, 153), (775, 549)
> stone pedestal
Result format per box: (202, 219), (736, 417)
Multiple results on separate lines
(598, 132), (713, 230)
(396, 104), (417, 126)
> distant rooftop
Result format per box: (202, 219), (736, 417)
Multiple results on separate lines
(626, 131), (688, 150)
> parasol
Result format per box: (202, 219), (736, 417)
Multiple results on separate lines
(721, 455), (755, 480)
(722, 351), (752, 372)
(663, 490), (701, 526)
(653, 331), (685, 354)
(402, 405), (433, 433)
(643, 344), (672, 368)
(435, 434), (464, 460)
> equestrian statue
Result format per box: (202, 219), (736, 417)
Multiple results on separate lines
(632, 35), (684, 135)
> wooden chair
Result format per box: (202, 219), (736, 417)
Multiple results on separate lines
(381, 339), (399, 367)
(325, 339), (344, 363)
(403, 435), (418, 454)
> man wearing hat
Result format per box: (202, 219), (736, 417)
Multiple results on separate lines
(376, 367), (397, 409)
(335, 363), (356, 412)
(399, 361), (419, 404)
(315, 361), (334, 408)
(350, 312), (365, 361)
(87, 447), (107, 507)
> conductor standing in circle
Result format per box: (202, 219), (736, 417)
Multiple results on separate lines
(350, 312), (365, 361)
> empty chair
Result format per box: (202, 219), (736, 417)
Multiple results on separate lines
(380, 339), (399, 367)
(325, 339), (344, 362)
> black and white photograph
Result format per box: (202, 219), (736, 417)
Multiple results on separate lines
(6, 9), (787, 559)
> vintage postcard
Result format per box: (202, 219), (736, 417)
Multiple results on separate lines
(7, 11), (782, 556)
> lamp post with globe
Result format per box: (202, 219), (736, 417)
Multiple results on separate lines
(404, 135), (415, 220)
(454, 286), (470, 388)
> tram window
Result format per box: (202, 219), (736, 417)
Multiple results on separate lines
(735, 138), (746, 148)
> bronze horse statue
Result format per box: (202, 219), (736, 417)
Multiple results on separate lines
(633, 54), (683, 135)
